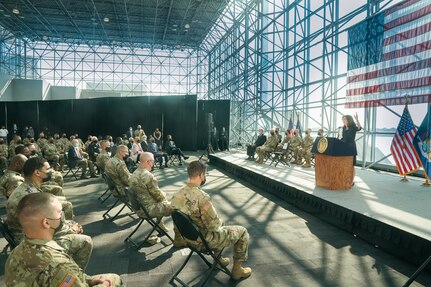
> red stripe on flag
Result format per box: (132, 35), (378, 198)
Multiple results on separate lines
(384, 3), (431, 31)
(384, 22), (431, 46)
(345, 95), (431, 108)
(385, 0), (422, 16)
(346, 76), (431, 96)
(382, 40), (431, 61)
(347, 58), (431, 83)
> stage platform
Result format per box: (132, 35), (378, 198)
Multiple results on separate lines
(209, 150), (431, 269)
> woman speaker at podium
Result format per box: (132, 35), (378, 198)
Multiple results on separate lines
(341, 113), (362, 166)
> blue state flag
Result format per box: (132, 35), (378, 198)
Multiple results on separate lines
(413, 105), (431, 180)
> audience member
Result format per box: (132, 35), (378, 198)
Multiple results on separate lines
(0, 155), (26, 198)
(105, 145), (131, 197)
(255, 128), (278, 164)
(68, 139), (97, 179)
(131, 136), (144, 162)
(6, 157), (93, 269)
(87, 136), (100, 163)
(96, 140), (111, 172)
(153, 128), (162, 149)
(148, 137), (169, 169)
(164, 134), (189, 165)
(0, 124), (9, 139)
(246, 128), (266, 160)
(5, 193), (121, 286)
(0, 136), (8, 171)
(140, 135), (150, 152)
(134, 125), (145, 139)
(129, 152), (173, 245)
(289, 130), (302, 163)
(43, 136), (60, 170)
(171, 161), (252, 280)
(9, 135), (22, 158)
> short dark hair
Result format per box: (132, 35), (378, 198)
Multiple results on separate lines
(187, 161), (206, 178)
(22, 157), (47, 177)
(15, 145), (25, 155)
(17, 193), (55, 225)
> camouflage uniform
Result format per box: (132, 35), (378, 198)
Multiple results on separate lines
(129, 167), (172, 218)
(171, 183), (249, 262)
(43, 142), (60, 169)
(96, 150), (110, 172)
(0, 143), (9, 170)
(6, 182), (92, 269)
(37, 138), (48, 151)
(5, 238), (121, 287)
(105, 156), (130, 196)
(255, 134), (279, 163)
(289, 135), (302, 162)
(8, 143), (22, 158)
(277, 134), (291, 150)
(0, 170), (24, 198)
(297, 134), (314, 163)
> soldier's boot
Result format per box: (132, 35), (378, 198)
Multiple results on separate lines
(302, 160), (311, 168)
(147, 235), (161, 245)
(158, 220), (170, 233)
(214, 251), (230, 268)
(231, 261), (252, 281)
(173, 227), (187, 248)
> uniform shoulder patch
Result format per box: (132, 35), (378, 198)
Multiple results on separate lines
(59, 273), (76, 287)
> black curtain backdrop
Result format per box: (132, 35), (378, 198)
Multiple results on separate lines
(197, 100), (230, 150)
(0, 95), (199, 151)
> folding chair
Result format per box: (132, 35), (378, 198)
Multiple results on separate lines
(63, 152), (81, 180)
(269, 143), (291, 167)
(102, 174), (134, 221)
(98, 172), (112, 203)
(170, 210), (232, 287)
(0, 217), (19, 253)
(124, 187), (173, 249)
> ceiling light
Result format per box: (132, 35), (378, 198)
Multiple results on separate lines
(184, 23), (190, 29)
(12, 8), (19, 15)
(103, 16), (109, 23)
(171, 28), (177, 31)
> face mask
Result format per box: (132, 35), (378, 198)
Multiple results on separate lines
(42, 171), (52, 183)
(73, 143), (79, 148)
(0, 140), (4, 144)
(17, 140), (22, 144)
(30, 150), (36, 156)
(200, 174), (206, 186)
(106, 147), (111, 153)
(270, 132), (275, 136)
(49, 213), (65, 232)
(123, 154), (129, 161)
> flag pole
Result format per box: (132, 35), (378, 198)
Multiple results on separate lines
(400, 175), (408, 182)
(422, 100), (431, 187)
(400, 97), (409, 182)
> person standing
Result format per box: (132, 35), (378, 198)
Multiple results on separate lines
(341, 113), (362, 166)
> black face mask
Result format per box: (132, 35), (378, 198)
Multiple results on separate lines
(16, 140), (22, 144)
(0, 140), (4, 145)
(123, 154), (129, 161)
(42, 171), (52, 183)
(200, 174), (206, 186)
(49, 213), (65, 232)
(270, 132), (275, 136)
(30, 150), (36, 156)
(106, 147), (111, 153)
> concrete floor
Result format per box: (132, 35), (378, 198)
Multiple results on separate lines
(0, 155), (430, 286)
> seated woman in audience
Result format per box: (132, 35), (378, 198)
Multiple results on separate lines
(130, 136), (143, 162)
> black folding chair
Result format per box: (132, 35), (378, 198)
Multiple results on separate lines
(170, 210), (232, 287)
(0, 217), (19, 253)
(63, 152), (81, 180)
(269, 143), (291, 167)
(98, 172), (112, 203)
(124, 187), (173, 249)
(102, 174), (134, 221)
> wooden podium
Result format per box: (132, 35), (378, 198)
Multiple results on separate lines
(311, 137), (356, 190)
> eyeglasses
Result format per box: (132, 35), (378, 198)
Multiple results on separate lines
(46, 211), (65, 222)
(147, 160), (155, 164)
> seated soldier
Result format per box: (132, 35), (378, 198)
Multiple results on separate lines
(246, 128), (266, 160)
(5, 193), (121, 286)
(68, 138), (97, 179)
(43, 136), (60, 170)
(104, 145), (131, 197)
(0, 155), (26, 198)
(6, 157), (93, 269)
(164, 134), (189, 165)
(129, 152), (176, 245)
(297, 128), (314, 167)
(289, 130), (302, 164)
(0, 136), (9, 171)
(96, 140), (111, 172)
(36, 132), (48, 151)
(9, 135), (23, 158)
(172, 161), (252, 280)
(255, 128), (278, 164)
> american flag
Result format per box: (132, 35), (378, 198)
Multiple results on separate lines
(346, 0), (431, 108)
(390, 105), (420, 175)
